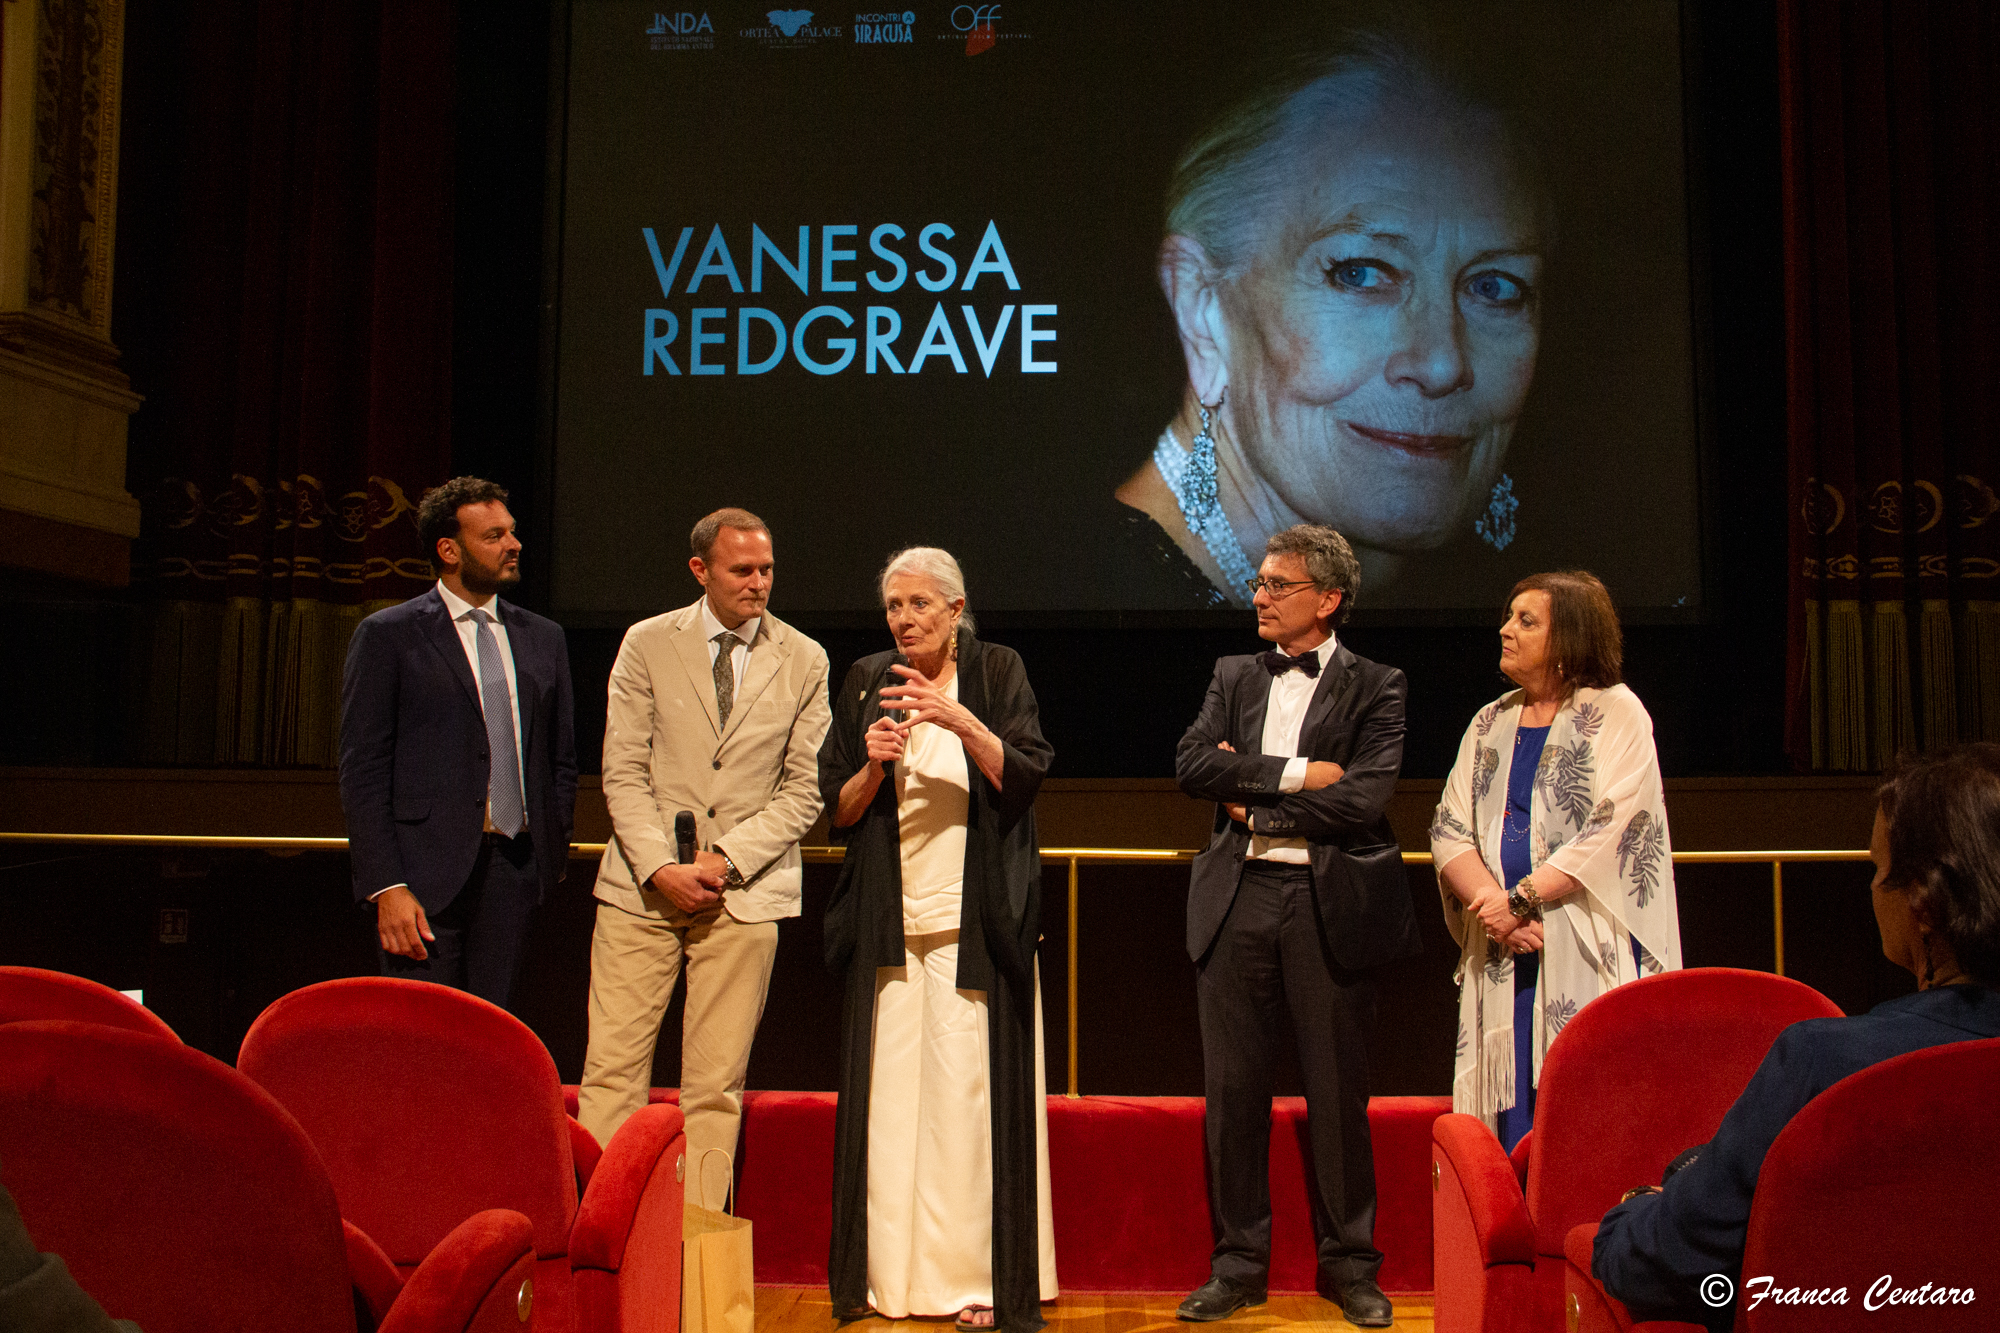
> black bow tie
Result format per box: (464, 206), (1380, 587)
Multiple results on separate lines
(1260, 649), (1322, 678)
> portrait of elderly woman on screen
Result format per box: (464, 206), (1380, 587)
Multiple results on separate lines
(1115, 36), (1547, 607)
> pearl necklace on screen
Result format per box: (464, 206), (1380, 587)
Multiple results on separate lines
(1154, 427), (1259, 602)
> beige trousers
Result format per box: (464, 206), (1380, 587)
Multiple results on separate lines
(578, 898), (778, 1200)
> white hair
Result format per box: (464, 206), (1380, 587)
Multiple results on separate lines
(1166, 34), (1539, 275)
(878, 546), (975, 631)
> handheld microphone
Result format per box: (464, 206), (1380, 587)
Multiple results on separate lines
(674, 810), (698, 865)
(882, 654), (909, 775)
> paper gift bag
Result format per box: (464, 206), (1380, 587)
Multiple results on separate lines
(683, 1149), (755, 1333)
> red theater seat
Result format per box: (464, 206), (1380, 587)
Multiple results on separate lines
(1561, 1223), (1703, 1333)
(0, 1019), (535, 1333)
(239, 978), (687, 1333)
(1042, 1094), (1449, 1294)
(0, 965), (180, 1041)
(557, 1086), (1448, 1293)
(1732, 1035), (2000, 1331)
(1430, 969), (1842, 1333)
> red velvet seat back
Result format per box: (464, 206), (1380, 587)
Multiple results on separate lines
(0, 965), (181, 1041)
(1527, 969), (1843, 1259)
(0, 1020), (354, 1333)
(237, 977), (578, 1271)
(1739, 1036), (2000, 1331)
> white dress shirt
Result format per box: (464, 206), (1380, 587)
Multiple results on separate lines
(700, 599), (759, 697)
(1248, 634), (1337, 864)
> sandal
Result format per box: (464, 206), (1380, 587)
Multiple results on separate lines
(955, 1306), (995, 1332)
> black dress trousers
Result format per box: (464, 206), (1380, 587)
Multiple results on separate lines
(379, 830), (540, 1012)
(1198, 858), (1382, 1290)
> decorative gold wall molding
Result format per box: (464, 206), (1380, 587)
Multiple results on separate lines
(0, 0), (140, 585)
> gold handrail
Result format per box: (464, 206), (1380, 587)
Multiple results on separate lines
(0, 833), (1873, 866)
(0, 832), (1870, 1094)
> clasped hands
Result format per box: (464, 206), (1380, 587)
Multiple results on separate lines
(647, 849), (731, 913)
(1214, 741), (1344, 826)
(862, 663), (978, 766)
(1473, 885), (1545, 955)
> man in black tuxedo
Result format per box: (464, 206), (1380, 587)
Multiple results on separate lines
(1173, 524), (1419, 1328)
(338, 476), (577, 1011)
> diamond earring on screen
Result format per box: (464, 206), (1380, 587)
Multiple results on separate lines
(1179, 390), (1227, 529)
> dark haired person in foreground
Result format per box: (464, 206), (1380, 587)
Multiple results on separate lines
(1430, 572), (1681, 1151)
(1593, 744), (2000, 1328)
(819, 548), (1056, 1333)
(577, 509), (830, 1187)
(1173, 524), (1420, 1327)
(339, 476), (577, 1010)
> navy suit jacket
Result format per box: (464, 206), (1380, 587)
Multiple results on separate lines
(1175, 642), (1421, 969)
(338, 585), (578, 914)
(1593, 984), (2000, 1326)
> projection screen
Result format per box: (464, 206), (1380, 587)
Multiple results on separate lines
(550, 0), (1700, 623)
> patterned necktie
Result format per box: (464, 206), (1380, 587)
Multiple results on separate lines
(712, 631), (737, 729)
(470, 609), (525, 837)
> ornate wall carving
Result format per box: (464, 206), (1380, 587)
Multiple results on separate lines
(0, 0), (141, 584)
(28, 0), (123, 333)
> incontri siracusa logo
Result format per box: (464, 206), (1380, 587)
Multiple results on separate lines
(854, 10), (915, 43)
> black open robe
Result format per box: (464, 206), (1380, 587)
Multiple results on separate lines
(818, 628), (1053, 1333)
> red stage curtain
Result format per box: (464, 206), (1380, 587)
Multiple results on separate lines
(122, 0), (454, 766)
(1783, 0), (2000, 770)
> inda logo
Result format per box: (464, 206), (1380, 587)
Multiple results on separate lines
(647, 11), (714, 49)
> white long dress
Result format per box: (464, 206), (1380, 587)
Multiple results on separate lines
(865, 676), (1058, 1316)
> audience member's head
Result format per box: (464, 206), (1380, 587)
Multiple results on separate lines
(1874, 744), (2000, 988)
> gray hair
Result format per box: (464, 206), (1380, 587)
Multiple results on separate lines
(689, 507), (768, 560)
(878, 546), (976, 632)
(1166, 33), (1533, 275)
(1266, 524), (1360, 627)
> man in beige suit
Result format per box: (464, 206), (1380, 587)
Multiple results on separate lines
(578, 507), (832, 1179)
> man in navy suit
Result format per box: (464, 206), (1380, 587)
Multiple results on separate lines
(1173, 524), (1420, 1329)
(338, 476), (578, 1010)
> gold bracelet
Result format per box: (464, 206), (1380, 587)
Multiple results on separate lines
(1620, 1185), (1662, 1203)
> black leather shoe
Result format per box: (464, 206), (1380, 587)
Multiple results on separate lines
(1333, 1278), (1393, 1328)
(1177, 1276), (1267, 1322)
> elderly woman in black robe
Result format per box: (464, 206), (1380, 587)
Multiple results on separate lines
(820, 546), (1056, 1333)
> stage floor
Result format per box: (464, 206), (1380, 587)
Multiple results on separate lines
(756, 1287), (1437, 1332)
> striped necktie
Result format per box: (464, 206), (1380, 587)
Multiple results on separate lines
(470, 609), (525, 836)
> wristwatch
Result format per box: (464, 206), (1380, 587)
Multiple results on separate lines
(718, 851), (747, 888)
(1507, 881), (1544, 920)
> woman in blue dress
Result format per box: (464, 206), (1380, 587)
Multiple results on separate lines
(1429, 571), (1683, 1149)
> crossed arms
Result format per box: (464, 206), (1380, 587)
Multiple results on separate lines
(1174, 662), (1406, 838)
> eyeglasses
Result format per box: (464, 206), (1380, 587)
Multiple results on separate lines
(1244, 577), (1319, 598)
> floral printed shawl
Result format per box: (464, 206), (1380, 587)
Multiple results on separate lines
(1429, 684), (1683, 1124)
